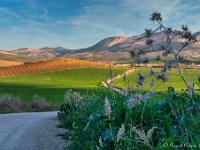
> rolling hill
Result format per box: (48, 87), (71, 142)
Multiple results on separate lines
(70, 30), (200, 61)
(11, 47), (74, 59)
(1, 30), (200, 62)
(0, 49), (44, 67)
(0, 58), (113, 78)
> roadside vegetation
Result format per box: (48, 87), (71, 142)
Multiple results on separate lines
(58, 12), (200, 150)
(0, 94), (59, 113)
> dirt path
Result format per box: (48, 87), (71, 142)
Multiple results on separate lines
(0, 112), (68, 150)
(102, 68), (136, 93)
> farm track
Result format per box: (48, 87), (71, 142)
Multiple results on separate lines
(0, 112), (68, 150)
(102, 68), (136, 93)
(0, 58), (123, 78)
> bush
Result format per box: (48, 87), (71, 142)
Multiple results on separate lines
(31, 94), (53, 111)
(0, 94), (59, 113)
(0, 95), (30, 113)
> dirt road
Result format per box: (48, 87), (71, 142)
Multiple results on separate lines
(0, 112), (67, 150)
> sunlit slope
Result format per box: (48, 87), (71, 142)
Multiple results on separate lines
(0, 58), (110, 78)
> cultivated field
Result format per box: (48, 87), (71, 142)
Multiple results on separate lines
(0, 60), (23, 67)
(0, 58), (119, 78)
(113, 67), (200, 92)
(0, 68), (127, 103)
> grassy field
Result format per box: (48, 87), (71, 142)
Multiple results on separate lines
(113, 67), (200, 93)
(0, 68), (126, 104)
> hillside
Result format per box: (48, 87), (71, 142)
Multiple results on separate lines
(0, 60), (23, 67)
(70, 30), (200, 61)
(2, 30), (200, 62)
(0, 49), (43, 66)
(0, 58), (112, 78)
(11, 47), (74, 59)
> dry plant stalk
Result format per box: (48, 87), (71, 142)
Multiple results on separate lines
(104, 97), (111, 119)
(129, 125), (157, 149)
(117, 123), (125, 143)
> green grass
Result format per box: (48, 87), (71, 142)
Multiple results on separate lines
(0, 68), (126, 104)
(113, 67), (200, 93)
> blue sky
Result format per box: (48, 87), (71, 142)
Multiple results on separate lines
(0, 0), (200, 50)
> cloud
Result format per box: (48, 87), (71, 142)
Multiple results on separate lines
(1, 0), (200, 50)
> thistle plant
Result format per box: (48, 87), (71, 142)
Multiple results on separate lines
(130, 11), (198, 101)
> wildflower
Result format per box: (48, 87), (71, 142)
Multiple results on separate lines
(162, 51), (168, 57)
(104, 97), (111, 119)
(157, 74), (168, 82)
(127, 97), (136, 108)
(127, 94), (143, 108)
(166, 27), (172, 35)
(155, 55), (161, 61)
(145, 28), (153, 38)
(130, 50), (135, 58)
(137, 58), (142, 64)
(182, 31), (193, 41)
(138, 73), (145, 82)
(117, 124), (125, 142)
(150, 69), (156, 76)
(137, 81), (143, 88)
(145, 39), (154, 45)
(182, 25), (189, 31)
(150, 12), (162, 22)
(144, 90), (153, 99)
(137, 73), (145, 88)
(159, 45), (165, 51)
(142, 57), (150, 64)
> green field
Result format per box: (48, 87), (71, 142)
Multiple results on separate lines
(113, 67), (200, 93)
(0, 68), (126, 104)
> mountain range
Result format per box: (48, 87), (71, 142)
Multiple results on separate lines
(1, 30), (200, 64)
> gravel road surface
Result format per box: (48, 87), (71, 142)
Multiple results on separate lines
(0, 112), (68, 150)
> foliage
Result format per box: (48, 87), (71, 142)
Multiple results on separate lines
(0, 94), (58, 113)
(58, 87), (200, 149)
(58, 12), (200, 150)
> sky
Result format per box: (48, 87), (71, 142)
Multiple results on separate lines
(0, 0), (200, 51)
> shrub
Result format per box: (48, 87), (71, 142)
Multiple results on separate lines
(0, 94), (59, 113)
(0, 95), (30, 113)
(31, 94), (58, 111)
